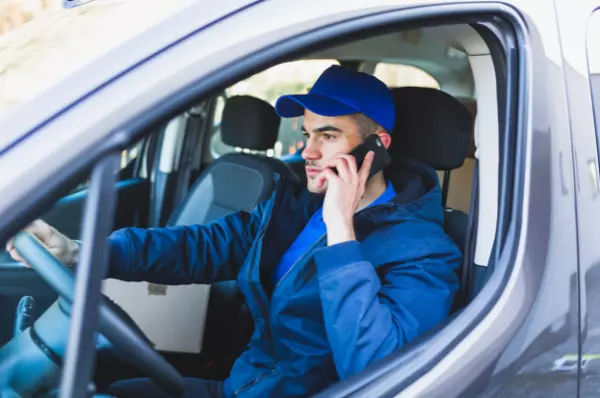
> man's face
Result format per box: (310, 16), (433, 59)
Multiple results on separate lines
(301, 109), (363, 194)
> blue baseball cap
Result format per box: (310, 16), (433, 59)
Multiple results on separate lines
(275, 65), (395, 133)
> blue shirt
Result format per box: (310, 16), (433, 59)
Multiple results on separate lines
(272, 180), (397, 284)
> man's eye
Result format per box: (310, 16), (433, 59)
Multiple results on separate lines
(323, 134), (334, 140)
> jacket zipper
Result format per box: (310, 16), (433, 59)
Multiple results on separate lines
(234, 368), (277, 395)
(274, 233), (327, 289)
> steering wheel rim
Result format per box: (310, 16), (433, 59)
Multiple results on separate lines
(13, 232), (185, 395)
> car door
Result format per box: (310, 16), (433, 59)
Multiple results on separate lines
(0, 0), (578, 396)
(570, 3), (600, 397)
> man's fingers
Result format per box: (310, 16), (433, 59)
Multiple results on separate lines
(337, 154), (358, 179)
(24, 219), (52, 241)
(323, 155), (358, 183)
(5, 219), (52, 266)
(358, 151), (375, 187)
(315, 169), (331, 188)
(7, 247), (21, 262)
(7, 247), (30, 268)
(316, 168), (339, 189)
(323, 157), (350, 181)
(6, 238), (14, 252)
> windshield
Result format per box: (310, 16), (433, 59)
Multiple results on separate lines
(0, 0), (197, 117)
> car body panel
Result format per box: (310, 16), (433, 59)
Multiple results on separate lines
(555, 1), (600, 397)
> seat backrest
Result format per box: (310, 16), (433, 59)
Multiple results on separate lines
(389, 87), (473, 297)
(389, 87), (472, 172)
(167, 95), (292, 372)
(442, 208), (469, 254)
(168, 95), (292, 226)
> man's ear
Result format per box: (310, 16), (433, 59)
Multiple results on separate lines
(377, 131), (392, 150)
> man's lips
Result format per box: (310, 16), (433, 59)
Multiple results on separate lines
(305, 166), (322, 177)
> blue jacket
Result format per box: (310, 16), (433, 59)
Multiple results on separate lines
(107, 158), (461, 397)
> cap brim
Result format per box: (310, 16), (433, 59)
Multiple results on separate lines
(275, 94), (359, 118)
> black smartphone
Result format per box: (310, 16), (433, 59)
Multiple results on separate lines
(345, 134), (391, 179)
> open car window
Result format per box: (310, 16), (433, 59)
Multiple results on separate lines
(210, 59), (340, 159)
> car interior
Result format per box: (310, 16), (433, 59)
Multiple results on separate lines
(0, 17), (504, 396)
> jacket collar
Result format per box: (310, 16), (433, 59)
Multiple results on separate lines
(272, 156), (444, 228)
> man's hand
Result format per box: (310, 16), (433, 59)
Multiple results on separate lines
(5, 219), (79, 267)
(315, 151), (374, 246)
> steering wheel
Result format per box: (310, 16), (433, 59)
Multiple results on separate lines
(8, 232), (185, 396)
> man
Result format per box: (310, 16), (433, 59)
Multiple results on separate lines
(8, 65), (461, 397)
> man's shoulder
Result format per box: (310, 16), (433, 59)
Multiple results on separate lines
(362, 216), (461, 265)
(366, 217), (449, 246)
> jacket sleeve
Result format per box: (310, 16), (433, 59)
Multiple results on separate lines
(313, 239), (460, 380)
(105, 201), (268, 284)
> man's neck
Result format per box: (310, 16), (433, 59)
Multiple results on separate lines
(357, 172), (387, 211)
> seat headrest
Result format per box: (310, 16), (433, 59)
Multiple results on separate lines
(221, 95), (281, 150)
(389, 87), (473, 170)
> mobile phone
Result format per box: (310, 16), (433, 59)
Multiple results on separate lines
(345, 134), (391, 179)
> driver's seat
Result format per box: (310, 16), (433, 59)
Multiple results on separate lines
(167, 95), (294, 378)
(168, 95), (294, 225)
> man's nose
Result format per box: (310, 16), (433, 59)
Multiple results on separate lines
(302, 140), (321, 160)
(302, 140), (321, 161)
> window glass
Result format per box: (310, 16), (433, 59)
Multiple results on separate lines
(210, 60), (339, 159)
(373, 62), (440, 89)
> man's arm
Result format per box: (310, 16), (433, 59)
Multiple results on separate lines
(314, 239), (460, 379)
(106, 201), (267, 284)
